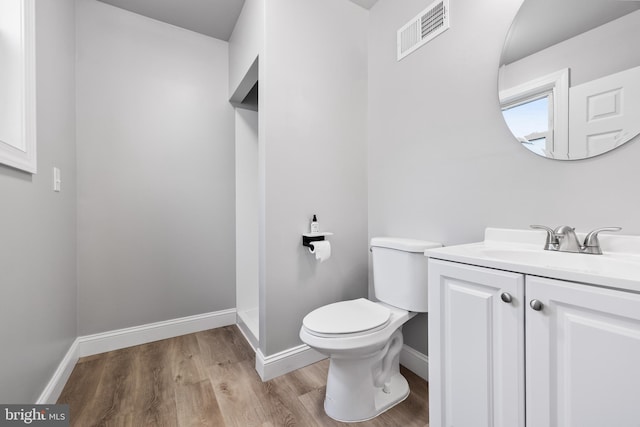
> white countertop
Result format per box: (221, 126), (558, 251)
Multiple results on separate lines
(425, 228), (640, 292)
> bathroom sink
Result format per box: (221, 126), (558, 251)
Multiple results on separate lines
(425, 228), (640, 291)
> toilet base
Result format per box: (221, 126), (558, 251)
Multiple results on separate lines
(322, 329), (409, 422)
(324, 371), (409, 423)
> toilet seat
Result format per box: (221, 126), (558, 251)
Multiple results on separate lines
(302, 298), (391, 337)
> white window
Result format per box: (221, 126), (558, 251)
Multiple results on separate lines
(0, 0), (36, 173)
(499, 69), (569, 159)
(502, 92), (553, 157)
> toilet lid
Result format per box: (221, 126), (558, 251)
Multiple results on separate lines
(302, 298), (391, 335)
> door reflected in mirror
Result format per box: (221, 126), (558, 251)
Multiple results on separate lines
(499, 0), (640, 160)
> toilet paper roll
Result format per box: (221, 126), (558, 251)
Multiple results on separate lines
(309, 241), (331, 262)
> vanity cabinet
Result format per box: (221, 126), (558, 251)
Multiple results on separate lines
(526, 275), (640, 427)
(428, 259), (525, 427)
(428, 258), (640, 427)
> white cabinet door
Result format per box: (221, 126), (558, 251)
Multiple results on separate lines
(428, 259), (525, 427)
(526, 276), (640, 427)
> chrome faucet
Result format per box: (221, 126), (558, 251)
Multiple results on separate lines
(554, 225), (582, 253)
(530, 225), (622, 255)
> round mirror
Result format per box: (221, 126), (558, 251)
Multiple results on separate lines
(498, 0), (640, 160)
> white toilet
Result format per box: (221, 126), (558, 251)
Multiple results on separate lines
(299, 237), (442, 422)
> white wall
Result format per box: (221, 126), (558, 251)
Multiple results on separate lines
(76, 0), (236, 335)
(235, 108), (259, 332)
(0, 0), (76, 403)
(368, 0), (640, 354)
(501, 10), (640, 89)
(228, 0), (264, 97)
(261, 0), (369, 355)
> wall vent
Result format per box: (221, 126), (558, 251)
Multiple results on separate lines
(397, 0), (449, 61)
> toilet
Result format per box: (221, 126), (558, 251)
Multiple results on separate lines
(299, 237), (442, 422)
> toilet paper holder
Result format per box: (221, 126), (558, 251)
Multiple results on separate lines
(302, 232), (333, 249)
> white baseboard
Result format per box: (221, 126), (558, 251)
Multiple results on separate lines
(77, 309), (237, 357)
(255, 344), (326, 381)
(38, 308), (237, 403)
(254, 343), (427, 383)
(399, 344), (429, 381)
(36, 339), (80, 404)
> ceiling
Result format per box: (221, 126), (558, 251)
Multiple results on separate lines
(97, 0), (247, 41)
(348, 0), (379, 9)
(97, 0), (379, 41)
(502, 0), (640, 65)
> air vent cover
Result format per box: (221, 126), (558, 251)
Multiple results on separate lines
(397, 0), (449, 61)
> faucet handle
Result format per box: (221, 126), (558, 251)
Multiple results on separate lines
(530, 225), (559, 250)
(582, 227), (622, 254)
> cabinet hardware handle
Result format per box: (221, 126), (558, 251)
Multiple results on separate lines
(500, 292), (513, 303)
(529, 299), (543, 311)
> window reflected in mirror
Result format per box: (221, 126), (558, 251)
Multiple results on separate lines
(498, 0), (640, 160)
(502, 95), (552, 157)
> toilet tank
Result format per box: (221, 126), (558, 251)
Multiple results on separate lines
(371, 237), (442, 312)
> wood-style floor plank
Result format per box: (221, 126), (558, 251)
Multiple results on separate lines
(250, 370), (321, 427)
(129, 340), (179, 427)
(57, 325), (429, 426)
(174, 380), (224, 427)
(298, 387), (351, 427)
(207, 359), (272, 427)
(195, 327), (253, 367)
(82, 346), (142, 426)
(57, 355), (108, 423)
(169, 334), (206, 387)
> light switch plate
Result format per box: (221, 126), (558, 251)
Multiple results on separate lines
(53, 167), (61, 192)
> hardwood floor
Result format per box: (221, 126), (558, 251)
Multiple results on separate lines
(57, 326), (429, 426)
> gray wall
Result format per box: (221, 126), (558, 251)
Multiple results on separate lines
(501, 10), (640, 89)
(261, 0), (369, 355)
(368, 0), (640, 354)
(0, 0), (77, 403)
(76, 0), (236, 335)
(228, 0), (263, 97)
(235, 109), (259, 322)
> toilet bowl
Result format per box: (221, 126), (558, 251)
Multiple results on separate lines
(299, 237), (442, 422)
(300, 298), (412, 357)
(300, 298), (415, 422)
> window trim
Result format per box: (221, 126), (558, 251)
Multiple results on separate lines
(499, 68), (569, 159)
(0, 0), (37, 174)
